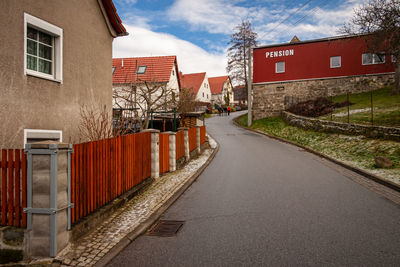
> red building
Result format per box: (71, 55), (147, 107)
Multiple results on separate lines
(252, 34), (395, 119)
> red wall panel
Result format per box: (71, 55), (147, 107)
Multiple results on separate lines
(253, 36), (395, 84)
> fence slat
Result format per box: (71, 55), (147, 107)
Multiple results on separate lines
(8, 150), (14, 226)
(14, 150), (20, 227)
(21, 152), (27, 227)
(1, 150), (7, 225)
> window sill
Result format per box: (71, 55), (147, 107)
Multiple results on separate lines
(26, 71), (62, 83)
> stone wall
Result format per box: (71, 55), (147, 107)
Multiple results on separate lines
(0, 227), (25, 264)
(281, 111), (400, 141)
(253, 73), (394, 120)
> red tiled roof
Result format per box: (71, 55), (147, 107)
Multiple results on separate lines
(112, 56), (180, 87)
(181, 72), (206, 95)
(101, 0), (128, 36)
(208, 76), (230, 94)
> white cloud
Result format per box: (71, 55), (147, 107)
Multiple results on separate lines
(113, 24), (228, 76)
(167, 0), (270, 34)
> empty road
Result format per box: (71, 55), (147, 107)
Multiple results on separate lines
(108, 112), (400, 266)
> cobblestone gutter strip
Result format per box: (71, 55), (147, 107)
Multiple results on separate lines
(49, 136), (219, 267)
(233, 114), (400, 193)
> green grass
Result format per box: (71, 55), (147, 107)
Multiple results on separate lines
(319, 86), (400, 127)
(237, 114), (400, 184)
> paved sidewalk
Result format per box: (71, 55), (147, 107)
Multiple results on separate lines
(53, 137), (217, 267)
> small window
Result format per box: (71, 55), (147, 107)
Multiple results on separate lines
(276, 62), (285, 73)
(392, 55), (397, 62)
(362, 53), (385, 65)
(172, 69), (175, 76)
(112, 66), (116, 74)
(137, 66), (147, 74)
(24, 13), (63, 82)
(330, 56), (341, 68)
(202, 92), (204, 97)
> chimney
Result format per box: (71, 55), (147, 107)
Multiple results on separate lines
(121, 58), (124, 68)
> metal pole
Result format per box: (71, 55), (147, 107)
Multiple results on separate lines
(330, 95), (333, 121)
(247, 44), (252, 127)
(371, 90), (374, 125)
(173, 108), (177, 132)
(150, 110), (153, 128)
(347, 92), (350, 124)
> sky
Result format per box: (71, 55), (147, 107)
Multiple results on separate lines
(112, 0), (366, 77)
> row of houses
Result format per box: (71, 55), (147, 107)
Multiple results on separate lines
(111, 55), (237, 114)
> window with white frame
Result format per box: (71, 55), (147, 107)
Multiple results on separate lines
(276, 62), (285, 73)
(24, 13), (63, 82)
(137, 66), (147, 74)
(362, 53), (385, 65)
(330, 56), (341, 68)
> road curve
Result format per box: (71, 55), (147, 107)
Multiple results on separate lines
(108, 112), (400, 266)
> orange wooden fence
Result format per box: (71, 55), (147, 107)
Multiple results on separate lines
(0, 149), (27, 228)
(188, 127), (197, 152)
(200, 126), (206, 144)
(71, 132), (151, 224)
(159, 133), (170, 174)
(176, 130), (185, 160)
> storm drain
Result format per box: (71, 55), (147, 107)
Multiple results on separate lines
(146, 220), (184, 237)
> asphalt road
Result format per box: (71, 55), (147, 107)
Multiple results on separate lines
(108, 112), (400, 266)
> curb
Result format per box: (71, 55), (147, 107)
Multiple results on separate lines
(94, 137), (220, 267)
(233, 114), (400, 193)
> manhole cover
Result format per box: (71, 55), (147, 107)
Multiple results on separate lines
(146, 220), (184, 237)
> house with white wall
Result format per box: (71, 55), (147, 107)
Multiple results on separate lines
(209, 76), (233, 106)
(180, 72), (212, 104)
(112, 55), (181, 119)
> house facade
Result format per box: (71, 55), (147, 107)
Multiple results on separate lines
(208, 76), (233, 106)
(252, 34), (395, 119)
(0, 0), (127, 148)
(112, 56), (181, 119)
(180, 72), (212, 104)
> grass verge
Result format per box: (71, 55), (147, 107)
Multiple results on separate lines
(319, 87), (400, 127)
(237, 114), (400, 185)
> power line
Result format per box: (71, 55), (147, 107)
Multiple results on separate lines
(258, 0), (313, 41)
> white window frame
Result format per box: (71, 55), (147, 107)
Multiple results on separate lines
(24, 13), (63, 83)
(330, 56), (341, 68)
(276, 61), (285, 73)
(24, 129), (63, 147)
(137, 66), (147, 74)
(362, 53), (385, 65)
(392, 55), (397, 63)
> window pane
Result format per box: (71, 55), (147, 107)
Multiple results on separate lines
(373, 54), (385, 63)
(276, 62), (285, 73)
(39, 31), (52, 45)
(330, 56), (341, 68)
(137, 66), (146, 74)
(27, 39), (37, 56)
(362, 53), (373, 64)
(27, 27), (37, 40)
(39, 44), (52, 60)
(39, 59), (52, 74)
(27, 55), (37, 71)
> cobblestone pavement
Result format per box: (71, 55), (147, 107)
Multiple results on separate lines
(54, 137), (217, 267)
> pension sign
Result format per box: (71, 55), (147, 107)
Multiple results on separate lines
(266, 49), (294, 59)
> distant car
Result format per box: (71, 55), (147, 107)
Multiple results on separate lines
(234, 106), (242, 111)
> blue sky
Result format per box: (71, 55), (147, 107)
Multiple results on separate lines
(112, 0), (366, 76)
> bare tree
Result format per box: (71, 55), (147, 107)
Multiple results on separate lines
(113, 79), (178, 131)
(176, 87), (197, 127)
(342, 0), (400, 95)
(227, 20), (258, 88)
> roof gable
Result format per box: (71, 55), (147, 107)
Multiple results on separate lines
(112, 56), (179, 85)
(208, 76), (229, 94)
(99, 0), (127, 37)
(181, 72), (207, 95)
